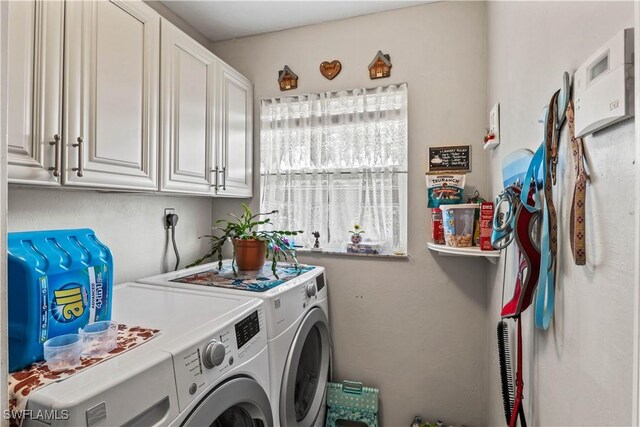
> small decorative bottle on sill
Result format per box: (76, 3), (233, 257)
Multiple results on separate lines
(311, 231), (322, 251)
(349, 224), (364, 245)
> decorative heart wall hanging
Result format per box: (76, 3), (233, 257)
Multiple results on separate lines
(319, 60), (342, 80)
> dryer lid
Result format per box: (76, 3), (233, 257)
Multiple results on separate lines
(113, 282), (261, 340)
(137, 261), (325, 297)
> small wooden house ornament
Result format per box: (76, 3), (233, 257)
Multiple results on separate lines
(368, 50), (392, 79)
(278, 65), (298, 91)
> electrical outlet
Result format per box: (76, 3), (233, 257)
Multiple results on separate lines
(164, 208), (175, 229)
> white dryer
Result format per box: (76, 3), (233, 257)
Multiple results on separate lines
(137, 262), (331, 427)
(25, 282), (273, 427)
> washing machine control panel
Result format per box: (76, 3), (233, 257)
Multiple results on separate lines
(268, 270), (327, 338)
(172, 306), (266, 412)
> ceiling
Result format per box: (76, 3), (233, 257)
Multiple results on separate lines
(160, 1), (430, 42)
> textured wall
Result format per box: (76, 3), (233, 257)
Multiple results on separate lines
(7, 188), (212, 284)
(144, 0), (211, 48)
(210, 3), (489, 425)
(1, 1), (9, 425)
(486, 2), (636, 426)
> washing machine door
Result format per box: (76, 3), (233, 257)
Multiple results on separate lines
(182, 376), (273, 427)
(280, 307), (331, 427)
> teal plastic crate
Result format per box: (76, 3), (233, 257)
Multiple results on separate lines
(326, 381), (378, 427)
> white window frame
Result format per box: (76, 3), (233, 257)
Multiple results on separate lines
(259, 84), (408, 255)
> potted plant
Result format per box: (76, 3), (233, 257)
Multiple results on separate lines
(349, 224), (365, 244)
(188, 204), (303, 278)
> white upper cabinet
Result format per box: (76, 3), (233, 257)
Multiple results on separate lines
(216, 64), (253, 197)
(160, 19), (217, 195)
(7, 0), (64, 185)
(63, 0), (159, 190)
(7, 0), (253, 196)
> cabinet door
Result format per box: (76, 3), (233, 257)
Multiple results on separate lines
(64, 0), (159, 190)
(7, 0), (64, 185)
(216, 65), (253, 197)
(160, 19), (216, 195)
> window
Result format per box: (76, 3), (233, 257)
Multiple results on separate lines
(260, 83), (408, 253)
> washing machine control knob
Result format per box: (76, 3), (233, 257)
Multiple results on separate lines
(203, 340), (225, 369)
(306, 282), (317, 298)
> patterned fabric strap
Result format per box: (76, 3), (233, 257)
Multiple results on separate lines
(544, 90), (560, 259)
(567, 101), (588, 266)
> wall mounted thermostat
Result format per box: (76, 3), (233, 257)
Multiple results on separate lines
(574, 28), (634, 138)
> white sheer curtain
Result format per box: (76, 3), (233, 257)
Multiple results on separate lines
(260, 83), (408, 251)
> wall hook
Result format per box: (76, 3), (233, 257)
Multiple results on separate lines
(556, 71), (571, 127)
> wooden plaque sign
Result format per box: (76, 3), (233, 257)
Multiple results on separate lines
(428, 145), (471, 172)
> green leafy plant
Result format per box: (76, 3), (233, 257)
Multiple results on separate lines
(187, 204), (303, 278)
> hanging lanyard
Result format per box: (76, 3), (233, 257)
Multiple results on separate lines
(520, 91), (561, 330)
(567, 101), (589, 265)
(534, 91), (560, 330)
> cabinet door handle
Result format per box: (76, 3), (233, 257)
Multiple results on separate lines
(211, 166), (219, 189)
(48, 133), (61, 177)
(221, 166), (226, 190)
(72, 136), (84, 177)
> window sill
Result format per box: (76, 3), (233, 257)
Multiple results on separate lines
(295, 247), (409, 259)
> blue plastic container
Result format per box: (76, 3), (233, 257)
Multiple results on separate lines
(8, 229), (113, 372)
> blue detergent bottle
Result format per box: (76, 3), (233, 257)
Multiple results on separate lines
(8, 229), (113, 372)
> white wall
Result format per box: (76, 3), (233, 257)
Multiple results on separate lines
(634, 3), (640, 424)
(144, 0), (211, 48)
(7, 189), (212, 283)
(210, 3), (489, 425)
(486, 2), (636, 426)
(1, 0), (9, 424)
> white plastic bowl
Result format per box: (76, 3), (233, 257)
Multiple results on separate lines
(43, 334), (83, 372)
(79, 321), (119, 357)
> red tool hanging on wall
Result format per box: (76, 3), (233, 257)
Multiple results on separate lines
(495, 80), (574, 426)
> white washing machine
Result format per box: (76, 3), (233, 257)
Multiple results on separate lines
(137, 262), (331, 427)
(25, 282), (273, 427)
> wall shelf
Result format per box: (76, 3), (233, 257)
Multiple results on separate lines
(427, 242), (501, 264)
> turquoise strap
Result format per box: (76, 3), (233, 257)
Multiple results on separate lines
(520, 140), (555, 329)
(535, 207), (555, 330)
(533, 113), (556, 330)
(520, 139), (545, 213)
(511, 94), (558, 330)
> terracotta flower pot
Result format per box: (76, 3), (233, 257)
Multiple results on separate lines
(233, 239), (267, 271)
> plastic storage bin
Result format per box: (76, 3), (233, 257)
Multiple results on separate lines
(8, 229), (113, 372)
(326, 380), (379, 427)
(441, 204), (478, 247)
